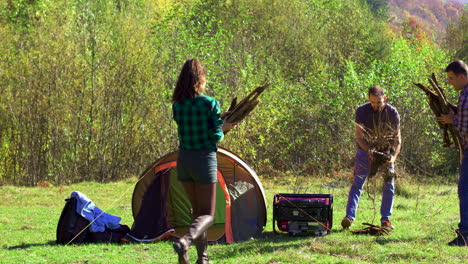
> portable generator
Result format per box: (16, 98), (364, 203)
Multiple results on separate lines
(273, 193), (333, 236)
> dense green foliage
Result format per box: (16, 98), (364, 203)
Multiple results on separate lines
(0, 0), (464, 185)
(367, 0), (389, 17)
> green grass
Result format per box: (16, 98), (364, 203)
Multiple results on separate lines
(1, 175), (468, 264)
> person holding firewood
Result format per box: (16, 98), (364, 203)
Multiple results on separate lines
(171, 59), (237, 263)
(341, 86), (401, 230)
(437, 60), (468, 246)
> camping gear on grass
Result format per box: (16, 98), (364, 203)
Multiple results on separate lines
(128, 147), (267, 244)
(272, 193), (333, 236)
(56, 194), (130, 244)
(56, 196), (89, 244)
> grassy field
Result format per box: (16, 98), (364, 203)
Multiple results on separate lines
(1, 174), (468, 264)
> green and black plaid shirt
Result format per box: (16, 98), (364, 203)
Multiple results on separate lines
(172, 94), (224, 150)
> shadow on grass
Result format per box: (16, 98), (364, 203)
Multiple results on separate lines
(374, 234), (441, 245)
(374, 237), (419, 244)
(7, 240), (56, 250)
(211, 231), (331, 259)
(212, 229), (431, 260)
(7, 240), (128, 250)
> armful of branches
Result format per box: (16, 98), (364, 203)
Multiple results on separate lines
(363, 123), (399, 179)
(414, 74), (463, 164)
(221, 84), (269, 134)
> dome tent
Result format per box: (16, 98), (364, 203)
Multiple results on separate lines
(127, 147), (267, 243)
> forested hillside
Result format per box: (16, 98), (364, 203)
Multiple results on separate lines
(389, 0), (463, 35)
(0, 0), (466, 186)
(387, 0), (467, 58)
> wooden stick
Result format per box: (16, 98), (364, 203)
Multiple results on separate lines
(223, 84), (269, 133)
(414, 75), (463, 164)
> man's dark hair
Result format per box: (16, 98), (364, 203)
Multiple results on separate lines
(445, 60), (468, 76)
(368, 86), (385, 97)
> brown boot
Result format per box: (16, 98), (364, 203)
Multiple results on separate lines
(194, 231), (210, 264)
(173, 236), (190, 264)
(173, 215), (214, 264)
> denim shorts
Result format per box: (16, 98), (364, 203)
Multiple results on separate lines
(177, 149), (218, 184)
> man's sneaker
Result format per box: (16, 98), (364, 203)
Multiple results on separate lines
(341, 216), (353, 229)
(448, 230), (468, 246)
(381, 220), (394, 230)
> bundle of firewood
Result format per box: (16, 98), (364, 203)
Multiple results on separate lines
(414, 74), (462, 164)
(361, 122), (399, 180)
(350, 222), (392, 236)
(221, 84), (269, 133)
(362, 122), (400, 181)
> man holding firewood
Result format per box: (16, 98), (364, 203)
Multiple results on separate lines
(437, 60), (468, 246)
(341, 86), (401, 231)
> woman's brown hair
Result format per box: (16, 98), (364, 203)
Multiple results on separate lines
(172, 59), (206, 102)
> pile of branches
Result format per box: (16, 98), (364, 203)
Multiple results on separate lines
(361, 122), (399, 180)
(350, 223), (392, 236)
(414, 74), (462, 164)
(221, 84), (269, 133)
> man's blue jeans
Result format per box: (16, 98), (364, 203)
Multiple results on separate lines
(345, 149), (395, 222)
(458, 151), (468, 233)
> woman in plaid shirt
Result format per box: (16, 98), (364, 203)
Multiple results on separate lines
(172, 59), (236, 263)
(437, 60), (468, 246)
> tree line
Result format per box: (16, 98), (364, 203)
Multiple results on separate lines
(0, 0), (465, 186)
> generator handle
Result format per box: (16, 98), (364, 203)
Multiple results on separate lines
(274, 193), (333, 199)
